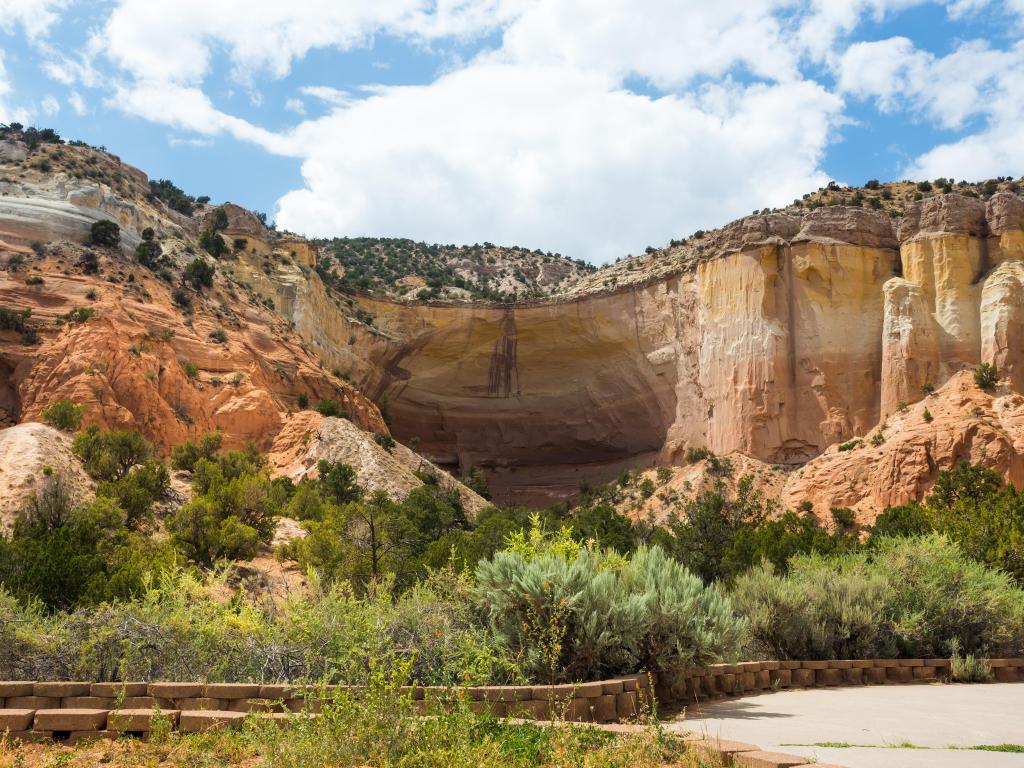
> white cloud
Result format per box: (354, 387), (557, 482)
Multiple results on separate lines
(108, 81), (297, 155)
(39, 93), (60, 114)
(839, 37), (1015, 129)
(300, 86), (355, 107)
(497, 0), (800, 87)
(96, 0), (518, 87)
(20, 0), (1024, 262)
(0, 51), (11, 121)
(904, 43), (1024, 179)
(0, 0), (71, 40)
(275, 64), (840, 262)
(0, 51), (30, 125)
(837, 34), (1024, 180)
(168, 135), (213, 147)
(67, 90), (86, 115)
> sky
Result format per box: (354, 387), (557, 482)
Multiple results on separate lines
(0, 1), (1022, 264)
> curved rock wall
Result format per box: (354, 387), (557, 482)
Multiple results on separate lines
(287, 195), (1023, 506)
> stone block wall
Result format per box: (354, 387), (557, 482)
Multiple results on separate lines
(656, 657), (1024, 701)
(1, 658), (1022, 743)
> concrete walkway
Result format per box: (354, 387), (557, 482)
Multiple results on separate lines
(665, 683), (1024, 767)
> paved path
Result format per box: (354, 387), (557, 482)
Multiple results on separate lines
(665, 683), (1024, 768)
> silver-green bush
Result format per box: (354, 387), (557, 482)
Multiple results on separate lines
(733, 534), (1024, 660)
(474, 543), (745, 685)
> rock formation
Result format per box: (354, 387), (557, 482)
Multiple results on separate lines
(267, 411), (489, 515)
(4, 133), (1024, 518)
(0, 422), (94, 530)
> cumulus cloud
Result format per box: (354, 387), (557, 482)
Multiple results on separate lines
(96, 0), (519, 86)
(17, 0), (1024, 261)
(904, 45), (1024, 179)
(839, 37), (1016, 128)
(275, 65), (840, 262)
(838, 34), (1024, 179)
(497, 0), (800, 86)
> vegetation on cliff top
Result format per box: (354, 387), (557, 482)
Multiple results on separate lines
(319, 236), (595, 302)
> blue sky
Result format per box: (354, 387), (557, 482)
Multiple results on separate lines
(1, 1), (1023, 263)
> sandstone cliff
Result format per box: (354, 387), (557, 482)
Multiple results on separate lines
(5, 132), (1024, 518)
(301, 194), (1024, 512)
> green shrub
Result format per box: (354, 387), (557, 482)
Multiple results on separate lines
(167, 498), (261, 566)
(0, 568), (525, 688)
(733, 535), (1024, 660)
(181, 359), (200, 379)
(40, 398), (84, 431)
(0, 306), (31, 331)
(72, 425), (152, 481)
(96, 460), (170, 529)
(655, 477), (855, 584)
(89, 219), (120, 247)
(868, 503), (934, 540)
(208, 328), (228, 344)
(168, 447), (287, 566)
(949, 642), (993, 683)
(171, 287), (191, 309)
(199, 228), (227, 258)
(0, 475), (174, 610)
(874, 534), (1024, 657)
(285, 480), (473, 593)
(374, 432), (397, 453)
(171, 431), (223, 471)
(79, 250), (99, 274)
(838, 439), (861, 452)
(316, 399), (349, 418)
(685, 446), (712, 463)
(474, 523), (745, 684)
(732, 556), (894, 660)
(183, 258), (215, 290)
(297, 393), (309, 409)
(149, 178), (196, 215)
(135, 239), (162, 269)
(975, 362), (999, 389)
(64, 306), (94, 324)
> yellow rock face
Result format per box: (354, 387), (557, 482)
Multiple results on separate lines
(265, 219), (900, 505)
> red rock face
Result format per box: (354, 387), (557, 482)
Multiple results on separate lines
(781, 371), (1024, 521)
(0, 248), (385, 454)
